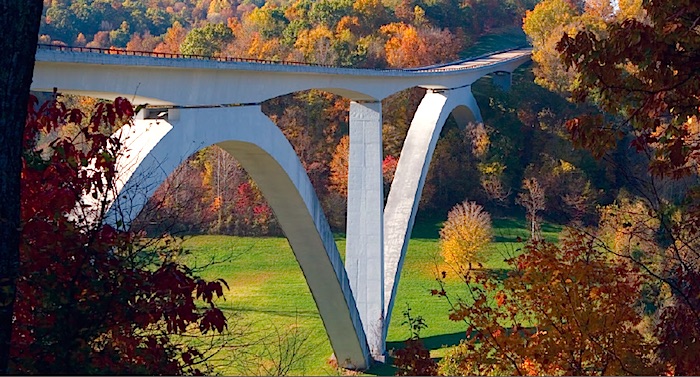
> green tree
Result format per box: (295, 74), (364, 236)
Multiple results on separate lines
(42, 0), (77, 43)
(109, 21), (131, 48)
(247, 4), (289, 39)
(180, 22), (234, 56)
(308, 0), (353, 27)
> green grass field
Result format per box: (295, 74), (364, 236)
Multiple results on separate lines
(177, 215), (561, 375)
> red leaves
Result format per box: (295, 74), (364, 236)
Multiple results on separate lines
(655, 268), (700, 375)
(565, 115), (621, 159)
(200, 307), (227, 334)
(196, 278), (228, 303)
(393, 338), (437, 376)
(557, 1), (700, 181)
(14, 95), (228, 374)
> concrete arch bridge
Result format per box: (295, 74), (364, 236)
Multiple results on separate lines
(31, 45), (531, 370)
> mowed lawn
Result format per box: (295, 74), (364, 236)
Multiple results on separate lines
(178, 216), (561, 375)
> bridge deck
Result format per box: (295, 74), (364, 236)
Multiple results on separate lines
(36, 44), (532, 76)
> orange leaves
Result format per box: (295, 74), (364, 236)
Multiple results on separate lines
(557, 0), (700, 181)
(380, 22), (462, 68)
(494, 290), (507, 307)
(436, 229), (660, 375)
(328, 135), (350, 197)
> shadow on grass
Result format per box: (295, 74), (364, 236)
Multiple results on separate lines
(367, 332), (467, 375)
(364, 332), (465, 376)
(483, 268), (511, 281)
(410, 212), (444, 239)
(227, 306), (320, 319)
(493, 234), (525, 243)
(365, 358), (398, 376)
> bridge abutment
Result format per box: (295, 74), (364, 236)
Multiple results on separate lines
(346, 101), (385, 359)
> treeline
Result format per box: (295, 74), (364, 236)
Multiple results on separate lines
(43, 0), (615, 237)
(40, 0), (535, 68)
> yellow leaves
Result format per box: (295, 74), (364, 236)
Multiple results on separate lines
(329, 135), (349, 197)
(439, 201), (492, 270)
(558, 159), (576, 172)
(478, 161), (505, 176)
(615, 0), (645, 21)
(207, 0), (231, 17)
(598, 196), (659, 256)
(294, 25), (334, 62)
(523, 0), (576, 48)
(467, 122), (490, 158)
(412, 5), (427, 26)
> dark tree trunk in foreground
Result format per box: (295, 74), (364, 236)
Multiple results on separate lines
(0, 1), (44, 373)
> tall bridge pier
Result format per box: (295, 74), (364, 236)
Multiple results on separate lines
(31, 45), (531, 370)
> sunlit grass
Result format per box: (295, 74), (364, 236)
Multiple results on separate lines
(175, 215), (561, 375)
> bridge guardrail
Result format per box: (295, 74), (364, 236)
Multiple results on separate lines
(37, 43), (346, 68)
(36, 43), (531, 73)
(402, 45), (532, 71)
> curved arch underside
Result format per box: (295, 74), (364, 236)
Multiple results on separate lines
(383, 86), (482, 337)
(43, 47), (533, 369)
(107, 107), (371, 370)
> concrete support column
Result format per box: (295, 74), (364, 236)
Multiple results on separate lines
(346, 100), (385, 359)
(492, 71), (512, 91)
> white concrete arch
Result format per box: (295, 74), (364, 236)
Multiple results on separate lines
(32, 47), (532, 105)
(382, 86), (481, 338)
(107, 106), (371, 370)
(31, 46), (533, 367)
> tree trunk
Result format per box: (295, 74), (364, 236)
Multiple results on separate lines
(0, 1), (44, 373)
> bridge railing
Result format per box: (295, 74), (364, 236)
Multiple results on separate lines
(36, 43), (347, 68)
(402, 45), (532, 71)
(36, 43), (531, 73)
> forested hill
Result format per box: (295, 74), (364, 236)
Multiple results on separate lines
(39, 0), (615, 238)
(39, 0), (535, 68)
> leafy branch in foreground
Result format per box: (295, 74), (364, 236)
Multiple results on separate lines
(12, 95), (228, 374)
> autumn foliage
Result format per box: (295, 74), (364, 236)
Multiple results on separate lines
(436, 229), (660, 376)
(12, 95), (227, 374)
(558, 0), (700, 179)
(439, 201), (492, 270)
(513, 0), (700, 374)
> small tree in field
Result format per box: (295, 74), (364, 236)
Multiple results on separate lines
(516, 177), (546, 240)
(439, 201), (492, 270)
